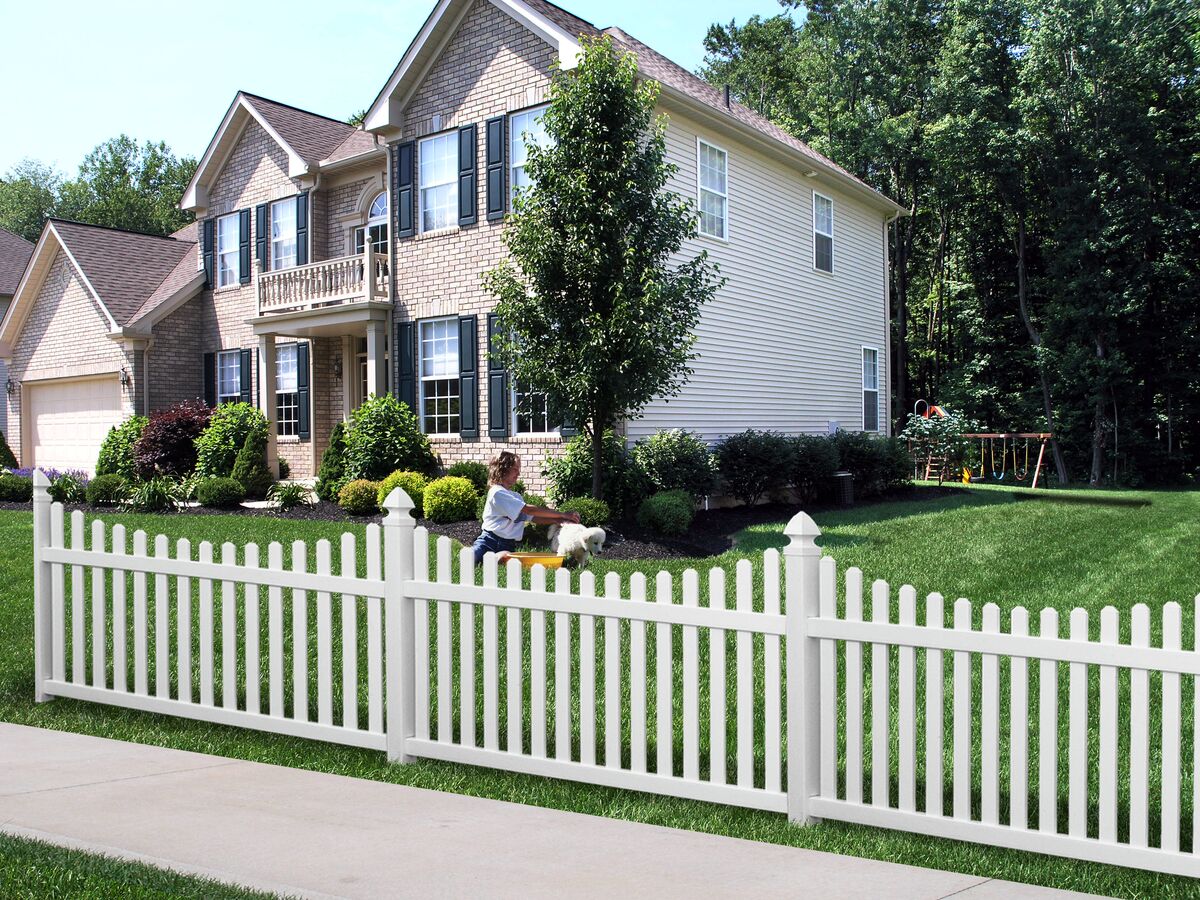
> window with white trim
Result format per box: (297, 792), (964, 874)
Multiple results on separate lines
(698, 140), (728, 239)
(217, 350), (241, 404)
(276, 343), (299, 437)
(216, 214), (240, 287)
(419, 318), (459, 434)
(862, 347), (879, 432)
(509, 105), (549, 208)
(511, 383), (557, 435)
(814, 192), (834, 273)
(271, 197), (298, 271)
(353, 191), (389, 256)
(419, 133), (458, 233)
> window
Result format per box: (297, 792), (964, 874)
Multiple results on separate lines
(698, 140), (728, 239)
(419, 133), (458, 232)
(814, 192), (834, 273)
(862, 347), (879, 432)
(216, 214), (240, 287)
(419, 318), (459, 434)
(353, 192), (388, 256)
(217, 350), (241, 404)
(511, 384), (557, 435)
(509, 105), (549, 208)
(271, 197), (298, 271)
(276, 343), (299, 437)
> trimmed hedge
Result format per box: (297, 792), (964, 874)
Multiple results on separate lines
(0, 429), (16, 469)
(196, 477), (246, 509)
(377, 470), (428, 516)
(423, 476), (479, 523)
(791, 434), (841, 503)
(315, 421), (347, 502)
(715, 430), (793, 506)
(636, 489), (694, 535)
(559, 496), (612, 528)
(231, 430), (274, 499)
(86, 474), (128, 507)
(0, 474), (33, 502)
(338, 479), (380, 516)
(446, 461), (488, 495)
(632, 429), (716, 499)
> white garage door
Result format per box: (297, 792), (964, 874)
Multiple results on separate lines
(27, 376), (124, 474)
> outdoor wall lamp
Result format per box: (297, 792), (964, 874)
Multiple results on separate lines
(5, 378), (14, 395)
(333, 357), (343, 378)
(119, 368), (131, 386)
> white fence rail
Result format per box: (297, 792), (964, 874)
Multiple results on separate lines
(29, 471), (1200, 878)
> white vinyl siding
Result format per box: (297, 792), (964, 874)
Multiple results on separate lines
(276, 343), (299, 437)
(698, 139), (728, 239)
(419, 318), (459, 434)
(862, 347), (879, 432)
(216, 214), (239, 288)
(271, 197), (297, 271)
(814, 192), (834, 273)
(216, 350), (241, 404)
(419, 133), (458, 233)
(509, 105), (549, 208)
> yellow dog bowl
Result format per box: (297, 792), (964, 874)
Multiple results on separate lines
(508, 552), (565, 570)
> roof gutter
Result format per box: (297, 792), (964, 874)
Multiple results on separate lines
(318, 145), (388, 174)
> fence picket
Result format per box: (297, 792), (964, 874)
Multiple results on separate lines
(458, 547), (476, 748)
(531, 565), (548, 759)
(764, 550), (782, 794)
(244, 543), (260, 715)
(267, 542), (283, 718)
(1194, 595), (1200, 856)
(134, 531), (149, 696)
(482, 553), (499, 751)
(291, 541), (309, 723)
(898, 585), (916, 812)
(845, 567), (864, 804)
(90, 520), (106, 689)
(952, 598), (972, 820)
(434, 537), (450, 742)
(198, 542), (214, 706)
(682, 569), (700, 782)
(554, 567), (572, 761)
(1161, 602), (1182, 852)
(629, 573), (647, 775)
(1039, 608), (1060, 833)
(220, 541), (237, 709)
(981, 603), (1000, 825)
(579, 572), (597, 766)
(316, 540), (333, 726)
(1098, 607), (1118, 842)
(413, 529), (430, 740)
(1129, 603), (1149, 846)
(110, 522), (125, 693)
(1067, 608), (1088, 838)
(367, 527), (384, 734)
(71, 511), (85, 685)
(177, 539), (192, 705)
(342, 533), (360, 731)
(872, 580), (891, 809)
(655, 571), (673, 778)
(155, 534), (170, 699)
(51, 506), (66, 684)
(736, 560), (754, 789)
(709, 567), (727, 786)
(1010, 607), (1029, 829)
(925, 593), (944, 817)
(604, 571), (621, 769)
(506, 558), (524, 754)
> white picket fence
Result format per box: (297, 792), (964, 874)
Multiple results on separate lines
(28, 471), (1200, 877)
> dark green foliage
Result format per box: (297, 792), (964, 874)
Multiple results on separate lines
(791, 435), (841, 503)
(632, 429), (717, 499)
(343, 395), (436, 481)
(0, 474), (33, 502)
(85, 474), (128, 507)
(133, 400), (209, 479)
(544, 431), (649, 519)
(230, 430), (274, 500)
(96, 415), (146, 480)
(446, 461), (489, 496)
(278, 457), (290, 480)
(831, 431), (912, 498)
(517, 492), (550, 545)
(559, 497), (612, 528)
(636, 489), (695, 535)
(423, 476), (479, 523)
(124, 477), (181, 513)
(47, 473), (87, 504)
(195, 403), (267, 479)
(315, 421), (347, 502)
(338, 479), (380, 516)
(196, 477), (246, 509)
(715, 430), (794, 506)
(267, 481), (312, 511)
(0, 430), (17, 469)
(377, 470), (428, 517)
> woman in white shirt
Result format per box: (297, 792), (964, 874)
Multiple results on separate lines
(473, 451), (580, 565)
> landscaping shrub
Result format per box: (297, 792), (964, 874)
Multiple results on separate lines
(267, 481), (311, 511)
(831, 431), (913, 498)
(95, 415), (147, 480)
(791, 434), (840, 503)
(196, 477), (246, 509)
(544, 431), (649, 518)
(133, 400), (210, 479)
(446, 461), (489, 495)
(47, 472), (88, 504)
(230, 430), (274, 499)
(559, 496), (612, 528)
(85, 474), (128, 507)
(315, 421), (347, 502)
(632, 429), (716, 499)
(124, 477), (182, 513)
(715, 430), (794, 506)
(0, 474), (33, 502)
(377, 470), (428, 516)
(343, 395), (437, 481)
(338, 479), (380, 515)
(194, 403), (267, 479)
(279, 458), (290, 480)
(423, 476), (479, 523)
(636, 489), (694, 535)
(0, 429), (18, 469)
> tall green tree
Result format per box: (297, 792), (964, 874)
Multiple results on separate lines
(0, 160), (61, 241)
(484, 36), (721, 500)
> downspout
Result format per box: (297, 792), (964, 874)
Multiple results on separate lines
(883, 210), (902, 436)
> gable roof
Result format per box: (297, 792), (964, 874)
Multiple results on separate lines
(240, 93), (361, 166)
(0, 227), (35, 297)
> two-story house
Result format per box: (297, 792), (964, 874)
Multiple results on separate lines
(0, 226), (35, 440)
(0, 0), (903, 490)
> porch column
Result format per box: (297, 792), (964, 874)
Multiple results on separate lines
(341, 335), (355, 418)
(258, 333), (278, 476)
(366, 321), (387, 400)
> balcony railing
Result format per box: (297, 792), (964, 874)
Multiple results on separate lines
(257, 250), (389, 315)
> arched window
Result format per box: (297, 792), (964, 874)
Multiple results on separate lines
(354, 191), (389, 256)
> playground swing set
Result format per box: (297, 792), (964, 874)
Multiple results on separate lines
(910, 400), (1053, 490)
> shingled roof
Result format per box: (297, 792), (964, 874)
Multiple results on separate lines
(0, 227), (34, 297)
(240, 93), (363, 166)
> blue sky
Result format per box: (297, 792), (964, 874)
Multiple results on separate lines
(0, 0), (787, 175)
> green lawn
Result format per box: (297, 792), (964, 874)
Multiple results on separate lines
(1, 485), (1198, 899)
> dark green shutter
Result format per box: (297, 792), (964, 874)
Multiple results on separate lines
(201, 219), (214, 288)
(239, 348), (253, 405)
(458, 315), (478, 438)
(394, 320), (416, 412)
(394, 141), (415, 238)
(203, 352), (216, 407)
(458, 124), (477, 226)
(485, 116), (506, 221)
(297, 342), (310, 441)
(487, 313), (509, 438)
(238, 209), (252, 284)
(295, 192), (309, 265)
(255, 203), (269, 271)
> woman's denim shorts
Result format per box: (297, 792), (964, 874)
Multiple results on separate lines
(472, 530), (517, 565)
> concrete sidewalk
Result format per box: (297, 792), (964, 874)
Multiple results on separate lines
(0, 723), (1100, 900)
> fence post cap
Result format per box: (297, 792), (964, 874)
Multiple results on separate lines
(32, 469), (50, 491)
(381, 486), (415, 522)
(783, 510), (821, 549)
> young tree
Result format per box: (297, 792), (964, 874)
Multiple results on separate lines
(484, 36), (721, 501)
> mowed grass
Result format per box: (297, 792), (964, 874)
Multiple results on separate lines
(1, 485), (1198, 899)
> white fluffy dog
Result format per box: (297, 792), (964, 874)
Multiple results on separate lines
(547, 523), (607, 567)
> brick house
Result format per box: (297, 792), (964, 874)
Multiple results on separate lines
(0, 226), (35, 439)
(0, 0), (903, 489)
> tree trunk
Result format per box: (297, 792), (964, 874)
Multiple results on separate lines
(591, 425), (603, 501)
(894, 212), (911, 427)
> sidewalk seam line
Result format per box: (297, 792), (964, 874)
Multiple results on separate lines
(0, 760), (242, 800)
(934, 878), (995, 899)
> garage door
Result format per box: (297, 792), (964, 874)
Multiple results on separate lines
(27, 376), (124, 474)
